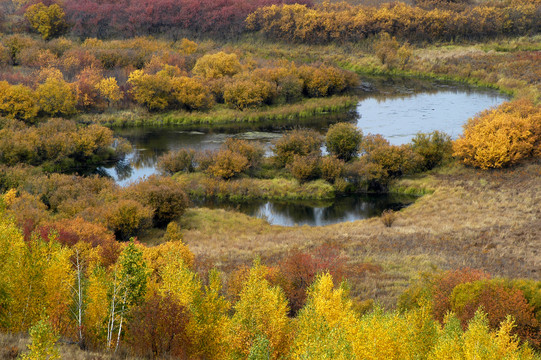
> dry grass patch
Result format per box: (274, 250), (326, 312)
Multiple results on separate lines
(181, 160), (541, 307)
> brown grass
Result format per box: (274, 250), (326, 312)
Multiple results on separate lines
(180, 160), (541, 308)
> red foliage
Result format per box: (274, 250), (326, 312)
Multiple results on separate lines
(276, 243), (347, 316)
(125, 293), (191, 358)
(63, 0), (313, 38)
(432, 268), (491, 323)
(454, 282), (540, 349)
(33, 218), (122, 267)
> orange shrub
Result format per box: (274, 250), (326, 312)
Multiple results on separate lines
(453, 100), (541, 169)
(205, 149), (250, 179)
(431, 268), (491, 323)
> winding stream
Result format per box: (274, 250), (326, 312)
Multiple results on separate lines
(101, 77), (509, 226)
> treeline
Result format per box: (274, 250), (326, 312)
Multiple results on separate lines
(246, 0), (541, 44)
(0, 166), (189, 241)
(0, 34), (356, 120)
(0, 212), (539, 359)
(4, 0), (313, 38)
(0, 118), (130, 172)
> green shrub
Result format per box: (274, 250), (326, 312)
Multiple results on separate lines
(411, 131), (453, 170)
(273, 129), (323, 167)
(325, 122), (362, 161)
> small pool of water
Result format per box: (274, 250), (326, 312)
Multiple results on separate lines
(199, 193), (417, 227)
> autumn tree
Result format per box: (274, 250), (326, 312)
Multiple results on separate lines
(37, 76), (78, 116)
(0, 82), (39, 123)
(229, 261), (290, 360)
(96, 77), (123, 107)
(106, 240), (148, 351)
(19, 317), (60, 360)
(192, 52), (242, 79)
(24, 3), (68, 40)
(291, 273), (357, 359)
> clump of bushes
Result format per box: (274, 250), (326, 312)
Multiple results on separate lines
(157, 149), (196, 175)
(206, 149), (250, 180)
(273, 129), (323, 167)
(125, 175), (190, 227)
(325, 122), (363, 161)
(288, 155), (320, 183)
(0, 118), (130, 172)
(411, 130), (453, 170)
(399, 268), (541, 349)
(453, 100), (541, 169)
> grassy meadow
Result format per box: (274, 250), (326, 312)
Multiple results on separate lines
(0, 0), (540, 358)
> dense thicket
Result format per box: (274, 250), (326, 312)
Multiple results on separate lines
(61, 0), (312, 38)
(0, 211), (539, 358)
(246, 0), (541, 43)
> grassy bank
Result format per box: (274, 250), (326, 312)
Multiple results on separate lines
(77, 95), (357, 127)
(179, 160), (541, 307)
(175, 172), (336, 201)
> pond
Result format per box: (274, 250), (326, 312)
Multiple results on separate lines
(100, 77), (509, 226)
(200, 193), (417, 227)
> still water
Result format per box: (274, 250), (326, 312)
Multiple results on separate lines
(200, 193), (417, 227)
(101, 78), (509, 226)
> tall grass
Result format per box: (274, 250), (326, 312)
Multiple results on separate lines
(78, 96), (357, 128)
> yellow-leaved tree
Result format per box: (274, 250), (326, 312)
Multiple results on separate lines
(428, 311), (538, 360)
(0, 81), (39, 122)
(228, 260), (290, 360)
(37, 76), (78, 116)
(24, 3), (68, 40)
(291, 272), (358, 360)
(192, 52), (242, 79)
(96, 77), (123, 107)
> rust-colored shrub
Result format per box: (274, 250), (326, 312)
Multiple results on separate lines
(276, 244), (347, 316)
(450, 280), (540, 348)
(273, 129), (323, 167)
(319, 155), (345, 183)
(432, 268), (491, 323)
(124, 176), (190, 227)
(287, 155), (320, 183)
(223, 138), (265, 169)
(126, 293), (191, 358)
(157, 149), (196, 175)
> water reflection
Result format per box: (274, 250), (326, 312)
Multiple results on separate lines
(200, 193), (417, 227)
(100, 77), (509, 186)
